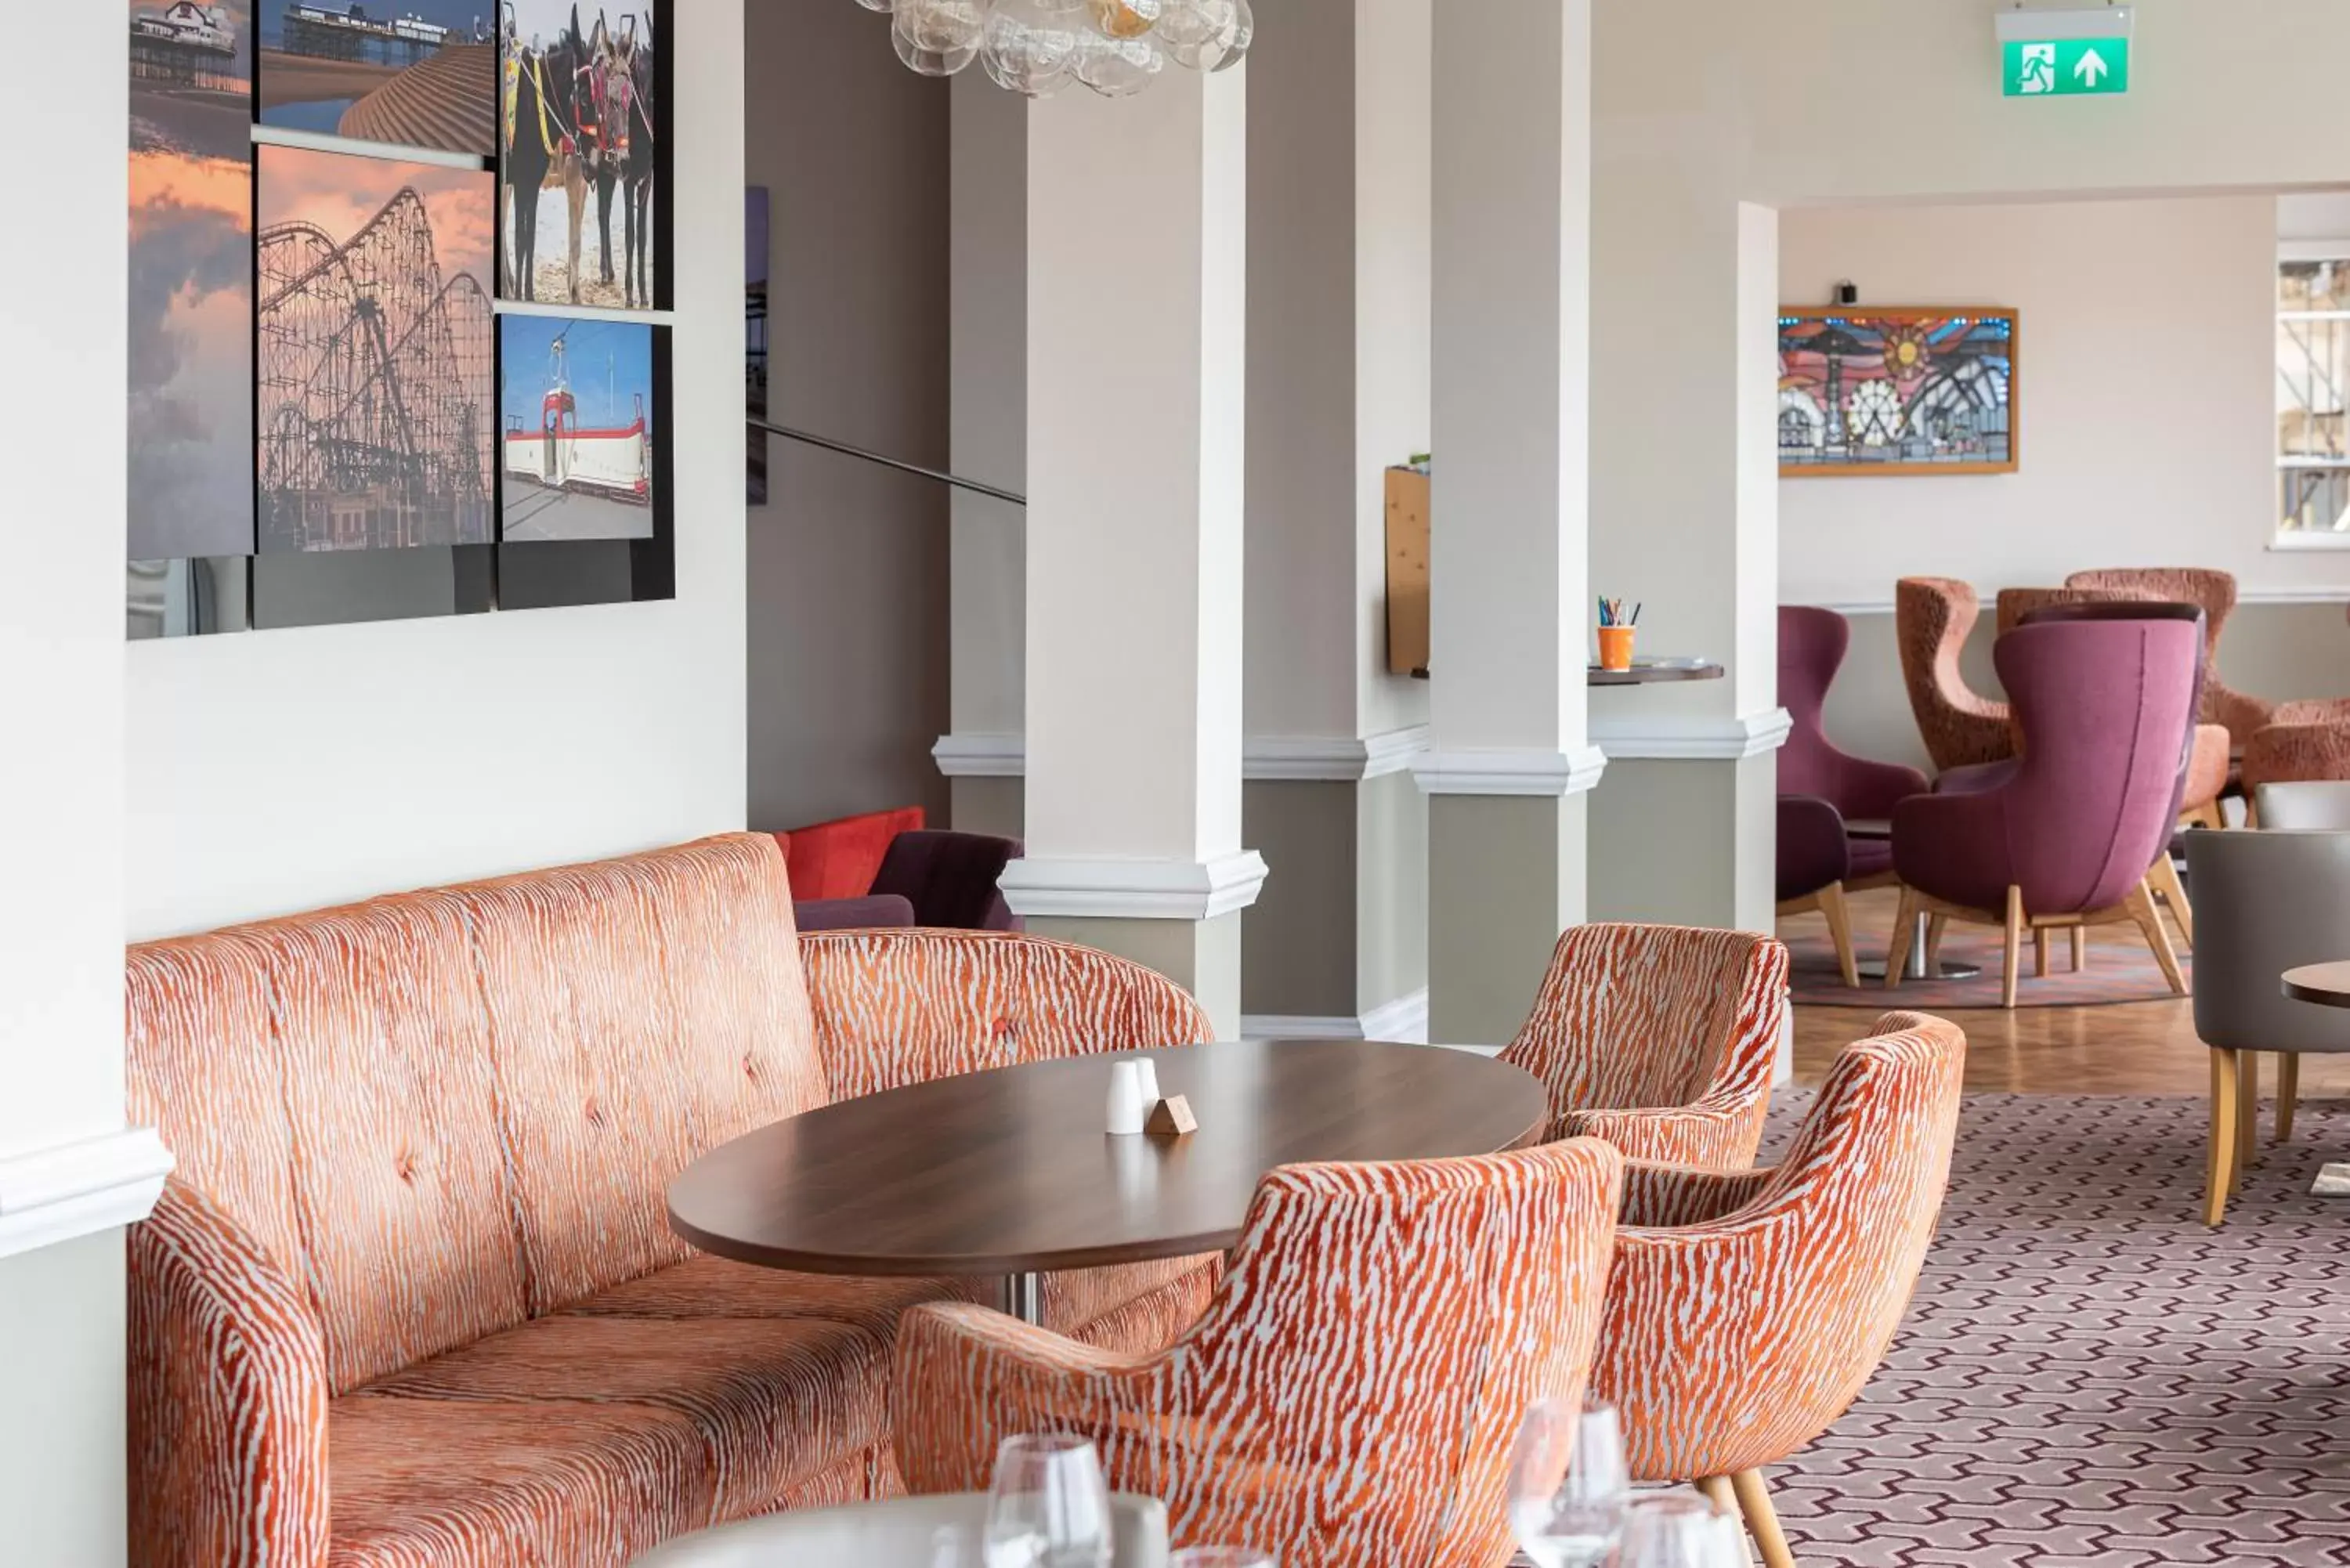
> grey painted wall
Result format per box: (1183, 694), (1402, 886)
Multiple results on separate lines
(1242, 781), (1359, 1018)
(0, 1235), (126, 1566)
(744, 4), (952, 833)
(1819, 602), (2350, 776)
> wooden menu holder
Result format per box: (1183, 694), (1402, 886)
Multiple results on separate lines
(1145, 1095), (1198, 1139)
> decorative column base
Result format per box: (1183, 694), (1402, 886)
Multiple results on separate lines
(1000, 854), (1270, 1039)
(1417, 747), (1607, 1049)
(1586, 711), (1791, 934)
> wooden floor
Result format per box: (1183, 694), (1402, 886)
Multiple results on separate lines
(1785, 886), (2350, 1097)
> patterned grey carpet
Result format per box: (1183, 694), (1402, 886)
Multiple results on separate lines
(1762, 1093), (2350, 1566)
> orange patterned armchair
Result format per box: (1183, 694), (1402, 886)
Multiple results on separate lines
(1500, 925), (1790, 1172)
(1590, 1010), (1965, 1568)
(127, 837), (1219, 1568)
(890, 1138), (1626, 1568)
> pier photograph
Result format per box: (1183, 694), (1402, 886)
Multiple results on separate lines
(500, 314), (661, 543)
(258, 2), (497, 157)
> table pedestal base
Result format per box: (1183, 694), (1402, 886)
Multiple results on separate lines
(1001, 1272), (1044, 1325)
(2317, 1163), (2350, 1199)
(1854, 912), (1983, 984)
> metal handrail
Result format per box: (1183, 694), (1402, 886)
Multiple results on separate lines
(747, 415), (1027, 507)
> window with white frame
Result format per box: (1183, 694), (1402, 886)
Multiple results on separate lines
(2279, 254), (2350, 536)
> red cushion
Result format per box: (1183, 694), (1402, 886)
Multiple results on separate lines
(777, 808), (926, 902)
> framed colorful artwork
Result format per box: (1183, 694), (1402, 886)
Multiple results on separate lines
(1778, 307), (2019, 477)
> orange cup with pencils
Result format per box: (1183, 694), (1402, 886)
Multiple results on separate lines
(1596, 597), (1640, 670)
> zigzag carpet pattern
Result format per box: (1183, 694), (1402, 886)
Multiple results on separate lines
(1762, 1093), (2350, 1566)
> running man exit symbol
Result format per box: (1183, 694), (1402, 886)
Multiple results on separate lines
(2003, 36), (2131, 96)
(2019, 42), (2056, 94)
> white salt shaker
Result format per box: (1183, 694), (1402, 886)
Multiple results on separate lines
(1131, 1057), (1161, 1105)
(1105, 1060), (1148, 1136)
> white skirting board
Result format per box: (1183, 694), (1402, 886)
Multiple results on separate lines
(0, 1128), (173, 1263)
(1242, 988), (1431, 1046)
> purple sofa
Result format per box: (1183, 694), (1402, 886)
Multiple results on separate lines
(1885, 616), (2197, 1007)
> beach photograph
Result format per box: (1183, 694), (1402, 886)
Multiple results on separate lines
(129, 0), (255, 566)
(503, 2), (664, 309)
(500, 314), (661, 542)
(258, 2), (497, 157)
(256, 143), (496, 552)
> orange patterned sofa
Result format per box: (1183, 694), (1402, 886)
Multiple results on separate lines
(125, 834), (1218, 1568)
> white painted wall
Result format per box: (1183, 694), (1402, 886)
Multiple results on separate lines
(5, 8), (131, 1563)
(1779, 193), (2320, 609)
(128, 4), (748, 938)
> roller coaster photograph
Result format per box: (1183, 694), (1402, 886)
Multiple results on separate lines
(255, 143), (497, 553)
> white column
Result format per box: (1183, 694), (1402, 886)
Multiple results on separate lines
(938, 72), (1029, 839)
(1000, 68), (1263, 1037)
(1586, 1), (1786, 936)
(1238, 0), (1434, 1042)
(1417, 0), (1603, 1046)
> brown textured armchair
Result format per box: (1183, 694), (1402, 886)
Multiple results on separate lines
(1895, 576), (2013, 771)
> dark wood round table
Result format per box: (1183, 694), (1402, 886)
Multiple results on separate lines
(2281, 961), (2350, 1008)
(667, 1039), (1549, 1323)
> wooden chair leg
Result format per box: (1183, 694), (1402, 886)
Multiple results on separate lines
(2207, 1048), (2239, 1227)
(2125, 878), (2189, 997)
(2236, 1052), (2261, 1183)
(2278, 1052), (2301, 1145)
(2147, 851), (2194, 949)
(2034, 927), (2049, 978)
(2070, 925), (2087, 972)
(1817, 880), (1860, 989)
(1925, 914), (1948, 973)
(1731, 1469), (1796, 1568)
(1882, 885), (1920, 992)
(1694, 1477), (1759, 1567)
(2001, 887), (2025, 1009)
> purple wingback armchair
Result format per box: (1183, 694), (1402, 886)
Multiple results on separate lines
(1885, 617), (2197, 1007)
(1780, 606), (1932, 886)
(795, 830), (1025, 933)
(1778, 608), (1930, 987)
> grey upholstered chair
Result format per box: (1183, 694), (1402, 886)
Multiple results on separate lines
(629, 1492), (1170, 1566)
(2254, 780), (2350, 830)
(2182, 828), (2350, 1227)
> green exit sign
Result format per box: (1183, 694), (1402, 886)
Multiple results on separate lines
(2003, 35), (2130, 96)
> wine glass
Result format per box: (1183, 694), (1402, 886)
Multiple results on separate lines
(985, 1434), (1115, 1568)
(1506, 1396), (1629, 1568)
(1170, 1551), (1275, 1568)
(1618, 1493), (1747, 1568)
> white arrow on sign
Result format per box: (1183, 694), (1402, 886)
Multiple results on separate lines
(2075, 47), (2110, 86)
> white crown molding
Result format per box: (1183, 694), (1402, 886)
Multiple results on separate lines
(1413, 745), (1609, 798)
(999, 851), (1269, 921)
(931, 732), (1026, 779)
(1591, 707), (1794, 762)
(0, 1128), (174, 1263)
(1242, 988), (1431, 1046)
(1243, 725), (1429, 783)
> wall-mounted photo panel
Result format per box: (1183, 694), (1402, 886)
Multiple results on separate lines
(1778, 308), (2020, 477)
(747, 185), (769, 504)
(499, 313), (663, 542)
(255, 143), (496, 551)
(257, 2), (497, 157)
(129, 0), (256, 583)
(501, 0), (671, 310)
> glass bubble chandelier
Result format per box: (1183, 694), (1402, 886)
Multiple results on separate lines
(853, 0), (1254, 98)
